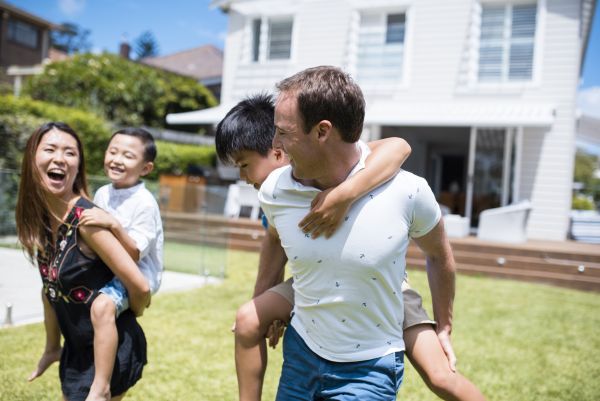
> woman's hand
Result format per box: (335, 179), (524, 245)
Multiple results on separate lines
(299, 187), (352, 239)
(28, 347), (62, 381)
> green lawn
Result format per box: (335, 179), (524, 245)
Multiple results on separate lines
(2, 245), (600, 400)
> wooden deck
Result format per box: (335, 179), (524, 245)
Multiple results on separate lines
(162, 212), (600, 292)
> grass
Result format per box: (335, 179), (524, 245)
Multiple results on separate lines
(1, 246), (600, 400)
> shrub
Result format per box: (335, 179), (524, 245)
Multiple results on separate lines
(0, 95), (216, 181)
(572, 194), (596, 211)
(0, 95), (111, 174)
(23, 53), (217, 129)
(153, 141), (216, 179)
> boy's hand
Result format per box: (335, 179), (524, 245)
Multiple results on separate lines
(79, 207), (118, 230)
(299, 188), (352, 239)
(28, 347), (62, 381)
(266, 320), (286, 349)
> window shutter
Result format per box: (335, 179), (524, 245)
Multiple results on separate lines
(478, 6), (506, 81)
(509, 4), (536, 80)
(356, 12), (405, 86)
(268, 20), (293, 60)
(478, 3), (537, 82)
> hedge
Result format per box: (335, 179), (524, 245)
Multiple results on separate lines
(0, 96), (217, 178)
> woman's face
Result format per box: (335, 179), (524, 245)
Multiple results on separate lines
(35, 128), (80, 201)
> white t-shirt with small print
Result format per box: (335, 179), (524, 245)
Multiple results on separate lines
(94, 182), (164, 294)
(259, 141), (441, 362)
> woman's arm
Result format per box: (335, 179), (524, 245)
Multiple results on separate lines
(80, 207), (139, 261)
(29, 291), (62, 381)
(79, 225), (151, 316)
(299, 137), (411, 238)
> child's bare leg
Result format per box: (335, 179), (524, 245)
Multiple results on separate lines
(87, 294), (118, 401)
(405, 324), (486, 401)
(235, 291), (292, 401)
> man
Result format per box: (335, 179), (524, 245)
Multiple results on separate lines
(258, 66), (456, 400)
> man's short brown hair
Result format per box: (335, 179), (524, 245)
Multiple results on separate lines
(276, 66), (365, 143)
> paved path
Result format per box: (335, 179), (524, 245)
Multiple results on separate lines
(0, 247), (218, 327)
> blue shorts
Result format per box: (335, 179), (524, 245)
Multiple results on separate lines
(276, 324), (404, 401)
(99, 277), (129, 316)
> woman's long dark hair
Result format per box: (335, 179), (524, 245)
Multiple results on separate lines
(15, 122), (89, 261)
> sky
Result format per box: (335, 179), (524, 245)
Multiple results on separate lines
(13, 0), (228, 55)
(10, 0), (600, 119)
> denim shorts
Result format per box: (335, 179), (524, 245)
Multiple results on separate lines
(276, 324), (404, 401)
(99, 277), (129, 316)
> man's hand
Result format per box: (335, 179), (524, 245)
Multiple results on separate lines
(28, 347), (62, 381)
(79, 207), (118, 230)
(266, 320), (286, 349)
(299, 188), (352, 239)
(437, 327), (457, 372)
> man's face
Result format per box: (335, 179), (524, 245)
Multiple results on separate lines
(232, 149), (286, 189)
(273, 93), (319, 181)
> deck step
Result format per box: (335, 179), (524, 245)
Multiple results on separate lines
(161, 212), (600, 292)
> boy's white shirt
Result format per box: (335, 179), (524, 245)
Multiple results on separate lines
(94, 181), (163, 294)
(258, 141), (441, 362)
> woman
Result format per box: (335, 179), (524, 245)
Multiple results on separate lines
(16, 122), (151, 401)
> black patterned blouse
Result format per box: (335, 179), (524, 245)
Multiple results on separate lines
(38, 197), (146, 400)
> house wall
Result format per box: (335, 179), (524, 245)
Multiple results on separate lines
(0, 13), (48, 69)
(219, 0), (584, 240)
(517, 0), (581, 240)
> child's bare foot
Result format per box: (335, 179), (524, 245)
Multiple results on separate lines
(85, 384), (111, 401)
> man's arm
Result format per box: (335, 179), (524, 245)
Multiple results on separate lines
(299, 137), (411, 238)
(253, 225), (288, 297)
(412, 217), (457, 370)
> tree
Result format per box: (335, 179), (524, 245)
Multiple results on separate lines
(134, 31), (159, 59)
(24, 53), (217, 129)
(574, 149), (600, 202)
(51, 22), (92, 54)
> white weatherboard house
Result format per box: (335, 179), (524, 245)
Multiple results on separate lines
(167, 0), (597, 241)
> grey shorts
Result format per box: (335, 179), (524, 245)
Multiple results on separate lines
(266, 278), (435, 329)
(401, 280), (437, 330)
(266, 277), (294, 306)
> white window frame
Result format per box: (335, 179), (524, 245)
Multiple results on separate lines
(469, 0), (545, 92)
(349, 5), (414, 94)
(245, 15), (294, 65)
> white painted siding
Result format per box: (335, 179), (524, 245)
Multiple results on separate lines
(218, 0), (585, 240)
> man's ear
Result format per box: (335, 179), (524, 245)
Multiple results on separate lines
(141, 161), (154, 177)
(315, 120), (333, 141)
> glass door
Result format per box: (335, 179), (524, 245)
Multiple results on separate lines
(466, 128), (517, 227)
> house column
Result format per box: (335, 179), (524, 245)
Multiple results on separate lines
(361, 124), (381, 143)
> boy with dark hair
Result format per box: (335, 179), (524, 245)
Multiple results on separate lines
(79, 128), (163, 401)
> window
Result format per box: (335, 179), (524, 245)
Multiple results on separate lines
(268, 20), (292, 59)
(251, 19), (261, 62)
(8, 19), (39, 49)
(356, 12), (406, 86)
(478, 3), (537, 82)
(250, 17), (293, 62)
(386, 14), (405, 44)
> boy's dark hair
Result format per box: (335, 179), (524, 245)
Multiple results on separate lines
(215, 93), (275, 164)
(276, 65), (365, 143)
(110, 127), (157, 162)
